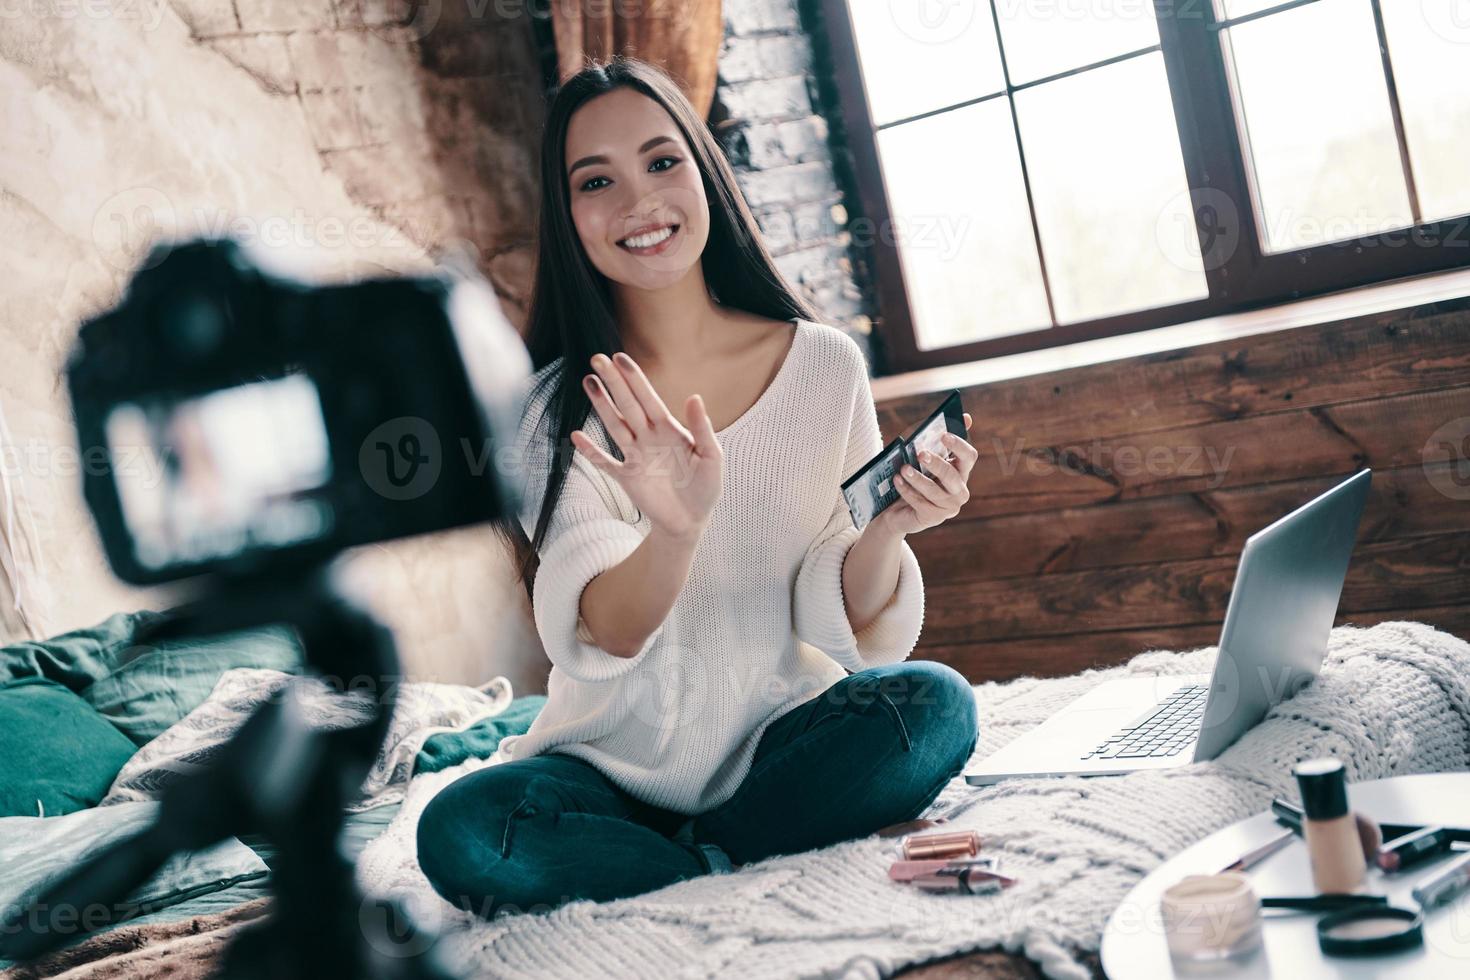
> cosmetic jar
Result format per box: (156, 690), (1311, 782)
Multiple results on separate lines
(1160, 873), (1264, 963)
(1316, 905), (1423, 957)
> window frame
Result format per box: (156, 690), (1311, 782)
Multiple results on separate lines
(820, 0), (1470, 374)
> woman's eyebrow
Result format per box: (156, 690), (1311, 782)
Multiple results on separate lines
(567, 135), (678, 177)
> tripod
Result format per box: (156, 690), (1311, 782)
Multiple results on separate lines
(7, 561), (457, 979)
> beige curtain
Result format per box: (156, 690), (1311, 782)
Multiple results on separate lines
(552, 0), (724, 119)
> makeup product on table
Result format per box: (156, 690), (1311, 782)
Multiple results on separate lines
(1270, 797), (1416, 849)
(898, 829), (980, 861)
(1316, 905), (1424, 957)
(1294, 757), (1368, 893)
(1159, 873), (1263, 962)
(1270, 796), (1304, 829)
(1218, 829), (1295, 873)
(1376, 825), (1456, 872)
(1355, 811), (1382, 861)
(1259, 894), (1388, 912)
(1410, 851), (1470, 909)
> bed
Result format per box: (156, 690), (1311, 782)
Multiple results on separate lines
(0, 612), (540, 978)
(2, 614), (1466, 979)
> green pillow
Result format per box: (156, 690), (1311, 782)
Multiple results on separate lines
(0, 677), (139, 817)
(80, 623), (305, 747)
(416, 695), (547, 774)
(0, 611), (158, 690)
(0, 612), (306, 747)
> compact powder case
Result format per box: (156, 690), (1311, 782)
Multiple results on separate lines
(1315, 905), (1424, 956)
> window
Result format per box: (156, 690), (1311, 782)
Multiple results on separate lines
(824, 0), (1470, 372)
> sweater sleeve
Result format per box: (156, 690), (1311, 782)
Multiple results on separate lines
(791, 338), (925, 672)
(516, 384), (665, 684)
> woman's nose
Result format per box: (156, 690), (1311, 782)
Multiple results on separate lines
(619, 177), (663, 218)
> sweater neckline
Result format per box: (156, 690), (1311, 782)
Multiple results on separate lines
(714, 318), (806, 439)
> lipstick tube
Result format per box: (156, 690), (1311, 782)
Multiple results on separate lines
(889, 857), (996, 883)
(932, 865), (1017, 888)
(900, 829), (980, 861)
(912, 867), (1007, 895)
(1377, 826), (1455, 872)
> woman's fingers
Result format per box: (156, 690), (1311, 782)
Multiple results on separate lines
(571, 429), (623, 474)
(942, 431), (978, 463)
(612, 352), (682, 434)
(686, 393), (720, 458)
(899, 465), (947, 509)
(941, 431), (978, 479)
(583, 375), (637, 449)
(917, 451), (967, 498)
(887, 420), (975, 532)
(590, 354), (649, 431)
(892, 471), (933, 519)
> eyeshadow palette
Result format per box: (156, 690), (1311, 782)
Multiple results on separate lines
(841, 390), (965, 530)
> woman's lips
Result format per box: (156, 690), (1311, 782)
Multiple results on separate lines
(617, 224), (680, 256)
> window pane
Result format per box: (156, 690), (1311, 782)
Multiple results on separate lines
(1225, 0), (1411, 251)
(1014, 53), (1208, 325)
(1380, 1), (1470, 221)
(1215, 0), (1298, 19)
(876, 101), (1051, 349)
(846, 0), (1005, 125)
(996, 0), (1159, 85)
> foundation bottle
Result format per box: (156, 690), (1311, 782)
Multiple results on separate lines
(1294, 757), (1366, 894)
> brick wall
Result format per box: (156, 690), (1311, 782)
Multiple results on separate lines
(1, 1), (546, 690)
(715, 0), (880, 365)
(172, 0), (546, 322)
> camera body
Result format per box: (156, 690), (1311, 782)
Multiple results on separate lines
(67, 238), (530, 585)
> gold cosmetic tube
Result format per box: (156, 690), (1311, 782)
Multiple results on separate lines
(900, 829), (980, 860)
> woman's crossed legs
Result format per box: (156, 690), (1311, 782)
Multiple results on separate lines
(416, 660), (978, 919)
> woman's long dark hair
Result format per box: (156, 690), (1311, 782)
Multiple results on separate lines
(498, 56), (819, 601)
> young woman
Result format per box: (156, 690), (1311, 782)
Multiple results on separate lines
(416, 57), (980, 918)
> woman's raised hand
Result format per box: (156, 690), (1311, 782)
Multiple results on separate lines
(571, 351), (724, 541)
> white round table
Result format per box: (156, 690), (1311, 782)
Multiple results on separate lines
(1101, 773), (1470, 979)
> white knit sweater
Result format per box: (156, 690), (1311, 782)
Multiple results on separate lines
(497, 318), (926, 814)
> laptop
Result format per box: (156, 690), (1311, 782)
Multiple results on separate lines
(965, 468), (1372, 786)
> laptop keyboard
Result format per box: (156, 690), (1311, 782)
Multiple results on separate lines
(1079, 683), (1209, 761)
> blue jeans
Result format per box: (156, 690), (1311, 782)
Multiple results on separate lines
(416, 660), (978, 919)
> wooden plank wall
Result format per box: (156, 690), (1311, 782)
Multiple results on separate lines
(876, 297), (1470, 685)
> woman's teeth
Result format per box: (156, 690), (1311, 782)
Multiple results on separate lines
(620, 226), (675, 249)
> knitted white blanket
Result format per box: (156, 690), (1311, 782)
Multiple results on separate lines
(355, 622), (1470, 979)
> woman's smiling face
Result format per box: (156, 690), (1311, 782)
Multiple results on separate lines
(564, 87), (711, 291)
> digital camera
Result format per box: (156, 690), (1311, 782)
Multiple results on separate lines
(67, 238), (530, 585)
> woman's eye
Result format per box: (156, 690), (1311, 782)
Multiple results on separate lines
(577, 157), (677, 191)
